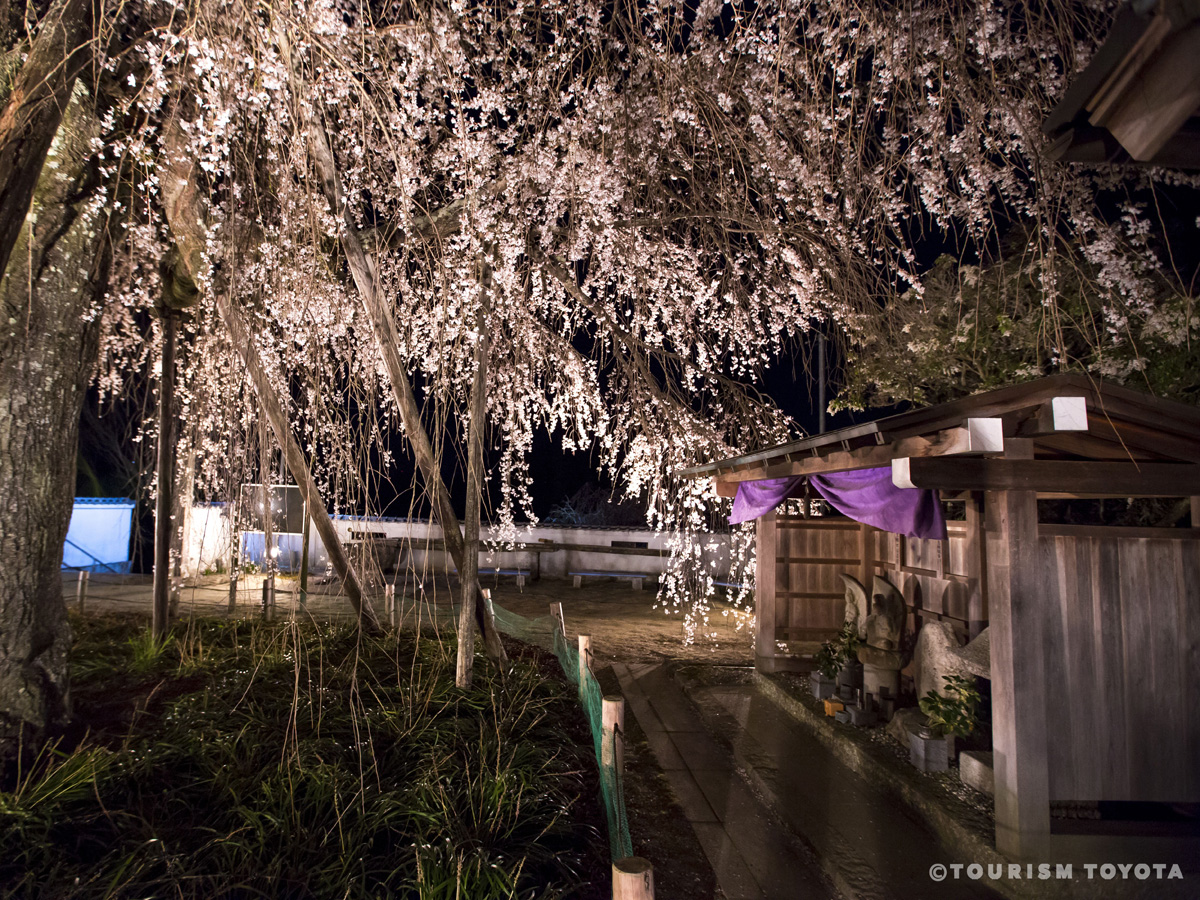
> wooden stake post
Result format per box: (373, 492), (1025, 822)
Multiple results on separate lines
(602, 696), (625, 775)
(578, 634), (591, 697)
(549, 602), (566, 639)
(612, 857), (654, 900)
(75, 570), (88, 613)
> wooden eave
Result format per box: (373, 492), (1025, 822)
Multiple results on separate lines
(1042, 0), (1200, 168)
(679, 375), (1200, 498)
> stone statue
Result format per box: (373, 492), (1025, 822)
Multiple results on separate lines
(865, 575), (906, 650)
(839, 573), (869, 638)
(856, 575), (909, 705)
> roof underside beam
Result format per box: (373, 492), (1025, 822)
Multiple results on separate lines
(892, 458), (1200, 497)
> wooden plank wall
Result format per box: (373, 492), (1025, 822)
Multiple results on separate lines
(772, 516), (983, 644)
(1037, 531), (1200, 803)
(773, 516), (859, 641)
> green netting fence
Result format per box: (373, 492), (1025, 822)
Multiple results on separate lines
(488, 598), (634, 861)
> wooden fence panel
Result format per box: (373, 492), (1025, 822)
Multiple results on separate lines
(773, 517), (859, 641)
(771, 517), (980, 644)
(1037, 533), (1200, 803)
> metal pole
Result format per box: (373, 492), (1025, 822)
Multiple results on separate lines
(152, 312), (177, 640)
(299, 503), (310, 608)
(817, 333), (827, 435)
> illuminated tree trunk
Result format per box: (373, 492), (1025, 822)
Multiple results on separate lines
(0, 92), (109, 751)
(456, 306), (489, 688)
(305, 118), (508, 669)
(0, 0), (95, 279)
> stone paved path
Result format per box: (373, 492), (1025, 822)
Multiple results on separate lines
(614, 661), (837, 900)
(615, 662), (1008, 900)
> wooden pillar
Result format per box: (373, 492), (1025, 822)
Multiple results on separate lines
(860, 521), (875, 589)
(754, 511), (777, 670)
(152, 311), (177, 640)
(1191, 496), (1200, 527)
(964, 491), (986, 638)
(986, 450), (1050, 858)
(612, 857), (654, 900)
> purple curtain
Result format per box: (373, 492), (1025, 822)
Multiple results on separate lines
(811, 467), (946, 539)
(727, 476), (805, 524)
(727, 466), (946, 540)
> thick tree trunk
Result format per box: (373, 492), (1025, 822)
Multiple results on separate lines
(0, 0), (95, 280)
(0, 91), (109, 751)
(305, 118), (508, 669)
(456, 308), (489, 688)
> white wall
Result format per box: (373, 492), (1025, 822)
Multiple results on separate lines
(63, 499), (135, 572)
(182, 507), (732, 579)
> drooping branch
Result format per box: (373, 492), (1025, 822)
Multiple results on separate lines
(303, 110), (507, 667)
(159, 114), (379, 632)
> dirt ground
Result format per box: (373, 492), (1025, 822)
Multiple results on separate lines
(68, 570), (756, 666)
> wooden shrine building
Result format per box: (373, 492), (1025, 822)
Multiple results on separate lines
(680, 374), (1200, 861)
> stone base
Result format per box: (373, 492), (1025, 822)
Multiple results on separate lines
(863, 663), (900, 699)
(810, 672), (835, 700)
(847, 706), (877, 727)
(755, 654), (807, 674)
(960, 750), (994, 795)
(910, 731), (949, 773)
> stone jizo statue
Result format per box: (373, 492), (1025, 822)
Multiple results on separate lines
(856, 575), (908, 705)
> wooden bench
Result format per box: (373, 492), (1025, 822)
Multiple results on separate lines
(570, 570), (650, 591)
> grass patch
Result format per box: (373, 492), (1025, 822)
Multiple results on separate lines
(1, 615), (608, 899)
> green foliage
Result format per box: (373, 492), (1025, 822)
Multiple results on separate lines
(1, 616), (603, 899)
(815, 621), (861, 679)
(125, 628), (175, 675)
(919, 674), (982, 738)
(835, 237), (1200, 413)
